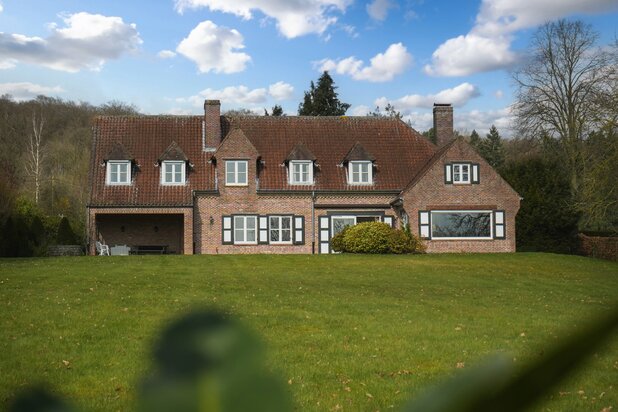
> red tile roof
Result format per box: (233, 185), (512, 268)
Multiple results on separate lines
(222, 115), (436, 192)
(89, 116), (214, 207)
(89, 115), (437, 206)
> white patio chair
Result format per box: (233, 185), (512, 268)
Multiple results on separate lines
(96, 241), (110, 256)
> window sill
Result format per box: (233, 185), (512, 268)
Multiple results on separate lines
(225, 183), (249, 187)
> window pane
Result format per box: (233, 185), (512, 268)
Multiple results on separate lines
(282, 217), (291, 229)
(270, 217), (279, 229)
(247, 229), (256, 242)
(237, 161), (246, 173)
(282, 229), (291, 242)
(270, 230), (279, 242)
(234, 229), (245, 242)
(234, 216), (244, 230)
(246, 217), (256, 229)
(431, 212), (491, 238)
(332, 217), (355, 235)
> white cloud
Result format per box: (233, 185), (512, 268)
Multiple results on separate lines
(0, 82), (64, 100)
(178, 82), (295, 110)
(0, 12), (141, 72)
(425, 0), (618, 76)
(367, 0), (395, 21)
(268, 81), (294, 100)
(495, 89), (504, 99)
(157, 50), (176, 59)
(176, 20), (251, 74)
(375, 82), (480, 110)
(350, 105), (371, 116)
(454, 107), (515, 136)
(3, 13), (141, 72)
(474, 0), (618, 37)
(423, 33), (516, 77)
(0, 2), (3, 13)
(173, 0), (352, 38)
(317, 43), (412, 82)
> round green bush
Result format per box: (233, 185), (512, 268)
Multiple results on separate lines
(342, 222), (393, 254)
(333, 221), (426, 254)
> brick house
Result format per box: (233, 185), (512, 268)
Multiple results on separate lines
(87, 100), (520, 255)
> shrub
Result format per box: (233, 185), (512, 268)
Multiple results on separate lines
(56, 216), (79, 245)
(330, 226), (348, 253)
(333, 222), (426, 254)
(342, 222), (393, 254)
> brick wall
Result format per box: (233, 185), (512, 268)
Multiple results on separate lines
(88, 207), (193, 255)
(401, 139), (520, 253)
(433, 104), (453, 147)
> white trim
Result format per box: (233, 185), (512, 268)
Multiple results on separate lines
(233, 215), (258, 244)
(106, 160), (131, 185)
(269, 215), (293, 244)
(160, 161), (186, 185)
(225, 160), (248, 186)
(430, 210), (493, 240)
(452, 163), (471, 184)
(348, 161), (373, 185)
(472, 164), (479, 183)
(331, 215), (357, 237)
(289, 160), (314, 185)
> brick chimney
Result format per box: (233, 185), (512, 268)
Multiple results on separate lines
(433, 103), (453, 147)
(203, 100), (221, 152)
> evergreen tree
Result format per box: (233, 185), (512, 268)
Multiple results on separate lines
(270, 105), (284, 116)
(56, 216), (78, 245)
(479, 125), (505, 169)
(469, 129), (481, 148)
(298, 72), (350, 116)
(422, 128), (436, 145)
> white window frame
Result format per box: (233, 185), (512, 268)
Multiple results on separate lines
(289, 161), (313, 185)
(331, 215), (382, 237)
(106, 160), (131, 185)
(269, 216), (293, 244)
(348, 161), (372, 185)
(453, 163), (471, 184)
(160, 161), (186, 185)
(233, 215), (257, 244)
(225, 160), (248, 186)
(430, 210), (493, 240)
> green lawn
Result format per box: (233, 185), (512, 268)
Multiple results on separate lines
(0, 253), (617, 411)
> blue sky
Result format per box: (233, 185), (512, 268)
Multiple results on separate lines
(0, 0), (616, 135)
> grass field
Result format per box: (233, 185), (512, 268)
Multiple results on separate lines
(0, 253), (617, 411)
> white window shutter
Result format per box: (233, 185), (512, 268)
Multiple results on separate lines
(259, 216), (268, 244)
(294, 216), (304, 245)
(222, 216), (233, 244)
(419, 211), (431, 239)
(494, 210), (505, 239)
(383, 216), (394, 227)
(472, 164), (480, 184)
(445, 164), (453, 184)
(319, 216), (330, 253)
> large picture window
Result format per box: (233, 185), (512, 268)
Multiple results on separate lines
(161, 161), (185, 185)
(234, 216), (257, 244)
(269, 216), (292, 243)
(226, 160), (248, 186)
(106, 160), (131, 185)
(431, 211), (492, 239)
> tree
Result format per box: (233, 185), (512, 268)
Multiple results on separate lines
(25, 109), (45, 205)
(224, 108), (255, 116)
(265, 105), (284, 116)
(478, 125), (505, 169)
(368, 103), (403, 120)
(469, 130), (481, 148)
(512, 19), (612, 196)
(422, 128), (436, 145)
(298, 71), (350, 116)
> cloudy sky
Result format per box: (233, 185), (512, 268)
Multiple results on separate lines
(0, 0), (616, 134)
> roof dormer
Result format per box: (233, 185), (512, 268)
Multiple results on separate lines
(342, 142), (375, 185)
(285, 143), (316, 185)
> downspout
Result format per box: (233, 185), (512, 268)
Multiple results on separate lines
(311, 190), (316, 254)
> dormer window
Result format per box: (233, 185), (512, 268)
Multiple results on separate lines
(289, 160), (313, 185)
(349, 161), (372, 185)
(226, 160), (248, 186)
(106, 160), (131, 185)
(453, 163), (470, 184)
(161, 161), (186, 185)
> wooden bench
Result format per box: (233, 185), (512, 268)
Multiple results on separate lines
(132, 245), (168, 255)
